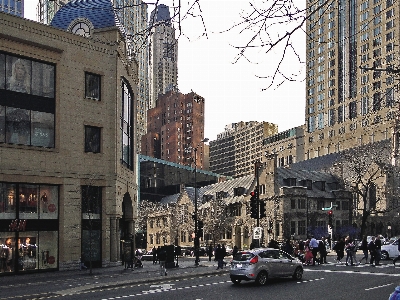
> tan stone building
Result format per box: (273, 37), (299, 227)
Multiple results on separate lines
(0, 0), (139, 274)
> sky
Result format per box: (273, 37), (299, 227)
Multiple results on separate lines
(23, 0), (306, 142)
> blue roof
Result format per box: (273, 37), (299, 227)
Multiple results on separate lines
(51, 0), (121, 31)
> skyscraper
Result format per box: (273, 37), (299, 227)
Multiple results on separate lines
(38, 0), (67, 24)
(0, 0), (23, 17)
(148, 4), (178, 108)
(305, 0), (397, 159)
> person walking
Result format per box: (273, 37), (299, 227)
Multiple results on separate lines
(232, 245), (239, 257)
(375, 235), (382, 266)
(359, 236), (369, 264)
(152, 246), (157, 264)
(368, 236), (376, 266)
(345, 237), (355, 266)
(393, 237), (400, 267)
(208, 244), (213, 262)
(309, 236), (319, 266)
(158, 247), (167, 276)
(318, 237), (327, 264)
(333, 237), (345, 263)
(215, 244), (224, 270)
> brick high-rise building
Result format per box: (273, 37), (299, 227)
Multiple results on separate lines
(304, 0), (397, 159)
(141, 91), (206, 169)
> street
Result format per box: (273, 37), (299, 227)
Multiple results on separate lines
(1, 256), (400, 300)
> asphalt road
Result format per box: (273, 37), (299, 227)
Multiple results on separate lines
(1, 257), (400, 299)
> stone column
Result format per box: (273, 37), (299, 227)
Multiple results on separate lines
(110, 217), (118, 262)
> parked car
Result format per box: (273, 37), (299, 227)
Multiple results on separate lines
(229, 248), (303, 285)
(381, 239), (400, 260)
(141, 250), (153, 261)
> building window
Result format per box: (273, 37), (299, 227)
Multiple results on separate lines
(0, 54), (55, 148)
(291, 199), (296, 209)
(349, 101), (357, 119)
(121, 80), (134, 169)
(85, 73), (101, 100)
(298, 220), (306, 235)
(85, 125), (101, 153)
(290, 221), (296, 235)
(298, 199), (306, 209)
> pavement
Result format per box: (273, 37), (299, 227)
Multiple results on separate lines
(0, 256), (229, 293)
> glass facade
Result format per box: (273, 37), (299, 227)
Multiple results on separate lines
(0, 183), (59, 274)
(0, 53), (55, 148)
(0, 0), (23, 17)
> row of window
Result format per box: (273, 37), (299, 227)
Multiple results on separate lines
(290, 199), (350, 211)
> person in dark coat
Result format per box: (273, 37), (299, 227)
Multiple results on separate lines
(359, 236), (369, 264)
(232, 245), (239, 257)
(369, 236), (377, 266)
(152, 246), (157, 264)
(333, 237), (345, 263)
(318, 237), (327, 264)
(208, 244), (213, 262)
(284, 240), (294, 255)
(215, 244), (224, 270)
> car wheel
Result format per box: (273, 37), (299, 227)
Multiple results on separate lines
(231, 278), (241, 285)
(381, 251), (389, 260)
(255, 271), (268, 286)
(292, 267), (303, 280)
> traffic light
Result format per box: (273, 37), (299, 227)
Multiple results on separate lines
(250, 191), (258, 219)
(328, 210), (333, 227)
(259, 201), (266, 218)
(197, 220), (204, 237)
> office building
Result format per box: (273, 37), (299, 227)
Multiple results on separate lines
(148, 4), (178, 108)
(0, 0), (23, 16)
(209, 121), (278, 178)
(141, 90), (206, 169)
(0, 0), (138, 274)
(305, 0), (397, 159)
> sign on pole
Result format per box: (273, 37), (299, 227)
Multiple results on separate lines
(253, 227), (262, 239)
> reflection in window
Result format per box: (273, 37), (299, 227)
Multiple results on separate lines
(85, 126), (101, 153)
(6, 107), (30, 145)
(0, 106), (4, 143)
(81, 185), (102, 218)
(0, 183), (16, 217)
(121, 80), (133, 169)
(32, 62), (54, 98)
(31, 111), (54, 148)
(85, 73), (100, 100)
(6, 57), (31, 94)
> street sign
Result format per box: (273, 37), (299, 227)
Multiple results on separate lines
(253, 227), (262, 239)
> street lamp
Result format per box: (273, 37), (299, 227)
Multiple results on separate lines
(193, 138), (208, 266)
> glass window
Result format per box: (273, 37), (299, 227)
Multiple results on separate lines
(6, 57), (31, 94)
(0, 54), (5, 90)
(81, 185), (102, 219)
(121, 80), (133, 169)
(18, 184), (39, 219)
(32, 62), (54, 98)
(0, 183), (16, 218)
(31, 111), (54, 148)
(0, 105), (4, 143)
(85, 125), (101, 153)
(39, 185), (58, 219)
(85, 73), (100, 100)
(6, 107), (30, 145)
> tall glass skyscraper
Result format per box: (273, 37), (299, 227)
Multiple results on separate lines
(0, 0), (23, 17)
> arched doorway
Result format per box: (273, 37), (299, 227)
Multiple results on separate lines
(120, 193), (134, 264)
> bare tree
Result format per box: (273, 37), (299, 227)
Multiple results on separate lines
(339, 141), (399, 238)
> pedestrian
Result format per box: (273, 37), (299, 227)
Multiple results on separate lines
(368, 236), (376, 266)
(221, 244), (227, 267)
(359, 236), (369, 264)
(345, 237), (355, 266)
(333, 237), (345, 263)
(157, 246), (161, 264)
(152, 246), (157, 264)
(375, 235), (382, 266)
(208, 244), (213, 262)
(215, 244), (224, 270)
(232, 245), (239, 257)
(393, 237), (400, 267)
(158, 246), (167, 276)
(309, 236), (319, 266)
(318, 237), (327, 264)
(284, 239), (294, 256)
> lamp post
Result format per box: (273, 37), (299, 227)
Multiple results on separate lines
(193, 138), (208, 266)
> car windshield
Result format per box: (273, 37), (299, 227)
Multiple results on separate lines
(233, 252), (254, 262)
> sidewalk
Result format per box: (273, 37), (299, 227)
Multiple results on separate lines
(0, 256), (230, 292)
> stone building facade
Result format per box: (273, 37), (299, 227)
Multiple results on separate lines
(0, 0), (138, 275)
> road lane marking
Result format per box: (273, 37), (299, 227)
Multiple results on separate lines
(365, 283), (394, 291)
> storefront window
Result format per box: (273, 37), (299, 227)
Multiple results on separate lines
(0, 183), (16, 218)
(19, 184), (38, 219)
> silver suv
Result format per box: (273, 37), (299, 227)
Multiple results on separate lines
(229, 248), (303, 285)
